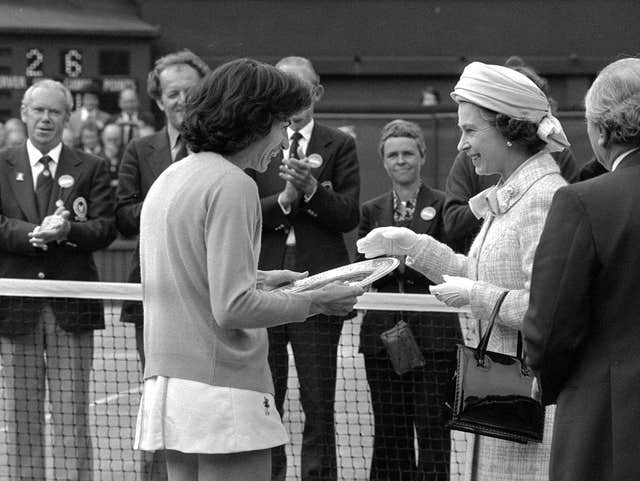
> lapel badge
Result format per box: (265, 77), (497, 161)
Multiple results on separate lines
(420, 206), (436, 221)
(321, 180), (333, 191)
(15, 172), (25, 182)
(306, 153), (323, 169)
(72, 196), (88, 222)
(58, 174), (75, 189)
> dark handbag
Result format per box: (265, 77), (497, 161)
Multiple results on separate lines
(447, 291), (545, 444)
(380, 319), (425, 375)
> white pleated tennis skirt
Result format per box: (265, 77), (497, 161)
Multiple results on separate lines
(134, 376), (288, 454)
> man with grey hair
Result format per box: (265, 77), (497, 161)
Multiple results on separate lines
(0, 78), (116, 480)
(247, 56), (360, 481)
(116, 49), (209, 481)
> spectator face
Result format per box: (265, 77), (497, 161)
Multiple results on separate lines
(101, 125), (122, 154)
(81, 128), (100, 151)
(382, 136), (425, 187)
(4, 118), (26, 135)
(156, 63), (201, 130)
(82, 92), (99, 111)
(21, 85), (69, 153)
(277, 64), (323, 131)
(119, 89), (139, 115)
(456, 102), (506, 176)
(5, 129), (26, 147)
(62, 127), (75, 147)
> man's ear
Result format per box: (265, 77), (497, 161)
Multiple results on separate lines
(597, 123), (610, 147)
(312, 84), (324, 103)
(155, 99), (165, 113)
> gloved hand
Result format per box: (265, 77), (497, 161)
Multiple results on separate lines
(356, 226), (420, 259)
(429, 275), (474, 308)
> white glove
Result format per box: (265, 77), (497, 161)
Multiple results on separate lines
(429, 275), (474, 308)
(356, 226), (419, 259)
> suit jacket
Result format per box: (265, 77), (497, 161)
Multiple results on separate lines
(0, 144), (117, 334)
(116, 128), (172, 324)
(523, 150), (640, 481)
(109, 111), (156, 143)
(247, 122), (360, 276)
(356, 184), (460, 355)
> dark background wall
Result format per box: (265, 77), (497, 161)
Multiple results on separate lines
(138, 0), (638, 111)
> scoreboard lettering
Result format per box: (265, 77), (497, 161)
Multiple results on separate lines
(62, 49), (83, 78)
(25, 48), (44, 78)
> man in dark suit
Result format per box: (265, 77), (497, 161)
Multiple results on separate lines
(0, 79), (116, 481)
(247, 56), (360, 481)
(116, 49), (209, 362)
(357, 120), (460, 481)
(523, 57), (640, 481)
(109, 87), (155, 146)
(115, 49), (208, 481)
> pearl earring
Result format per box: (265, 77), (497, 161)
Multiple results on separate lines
(506, 141), (513, 147)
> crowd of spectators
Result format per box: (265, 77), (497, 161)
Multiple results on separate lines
(0, 50), (638, 481)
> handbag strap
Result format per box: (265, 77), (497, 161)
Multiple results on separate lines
(475, 290), (509, 360)
(517, 331), (523, 359)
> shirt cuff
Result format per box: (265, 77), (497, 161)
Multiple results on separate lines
(277, 193), (292, 214)
(303, 184), (318, 203)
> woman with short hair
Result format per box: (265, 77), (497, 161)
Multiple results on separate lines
(357, 119), (462, 481)
(358, 62), (571, 480)
(134, 58), (363, 481)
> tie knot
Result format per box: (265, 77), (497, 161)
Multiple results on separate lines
(291, 132), (302, 141)
(39, 156), (51, 169)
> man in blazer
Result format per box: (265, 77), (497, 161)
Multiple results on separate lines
(523, 57), (640, 481)
(247, 56), (360, 481)
(116, 50), (208, 481)
(0, 79), (116, 481)
(116, 49), (209, 361)
(356, 120), (460, 481)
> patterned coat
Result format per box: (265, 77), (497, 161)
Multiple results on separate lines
(407, 152), (566, 481)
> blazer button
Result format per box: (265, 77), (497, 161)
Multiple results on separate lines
(37, 272), (45, 279)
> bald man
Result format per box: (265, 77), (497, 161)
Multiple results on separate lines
(246, 56), (360, 481)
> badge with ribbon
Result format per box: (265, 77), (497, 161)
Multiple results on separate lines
(72, 197), (88, 222)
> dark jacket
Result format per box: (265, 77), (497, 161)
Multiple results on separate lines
(524, 150), (640, 481)
(115, 127), (172, 325)
(357, 184), (461, 355)
(0, 144), (116, 334)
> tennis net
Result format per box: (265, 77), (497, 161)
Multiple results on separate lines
(0, 278), (469, 481)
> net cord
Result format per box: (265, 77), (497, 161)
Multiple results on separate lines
(0, 278), (470, 313)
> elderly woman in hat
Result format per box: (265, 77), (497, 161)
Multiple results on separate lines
(357, 62), (570, 480)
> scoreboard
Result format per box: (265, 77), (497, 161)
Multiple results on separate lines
(0, 37), (153, 119)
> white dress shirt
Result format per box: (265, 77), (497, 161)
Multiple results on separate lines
(27, 139), (62, 189)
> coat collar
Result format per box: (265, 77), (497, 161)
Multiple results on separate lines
(468, 151), (561, 218)
(306, 122), (334, 179)
(373, 183), (440, 234)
